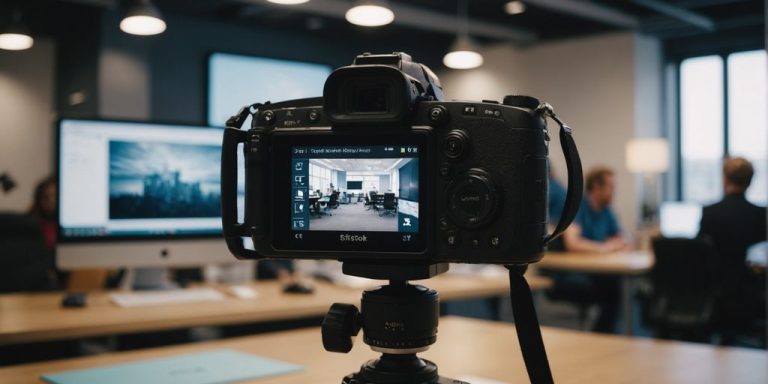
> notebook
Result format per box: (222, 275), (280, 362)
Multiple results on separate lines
(42, 349), (302, 384)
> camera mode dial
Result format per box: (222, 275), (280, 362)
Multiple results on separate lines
(446, 169), (499, 229)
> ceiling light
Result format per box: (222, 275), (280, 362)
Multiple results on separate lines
(0, 11), (34, 51)
(345, 0), (395, 27)
(443, 35), (484, 70)
(505, 1), (526, 15)
(120, 0), (167, 36)
(267, 0), (310, 4)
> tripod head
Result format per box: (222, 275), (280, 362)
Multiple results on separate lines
(321, 262), (464, 384)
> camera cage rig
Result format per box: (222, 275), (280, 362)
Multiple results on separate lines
(221, 52), (583, 384)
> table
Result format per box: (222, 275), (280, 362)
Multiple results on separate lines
(537, 250), (654, 335)
(0, 316), (764, 384)
(0, 274), (550, 346)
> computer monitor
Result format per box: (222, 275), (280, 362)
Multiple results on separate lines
(57, 119), (238, 269)
(659, 201), (703, 239)
(207, 53), (332, 127)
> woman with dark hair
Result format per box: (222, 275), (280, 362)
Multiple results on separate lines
(28, 176), (57, 249)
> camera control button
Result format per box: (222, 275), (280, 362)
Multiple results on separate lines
(439, 217), (450, 230)
(490, 236), (501, 247)
(444, 130), (469, 159)
(261, 110), (275, 125)
(470, 238), (480, 248)
(481, 108), (503, 119)
(462, 105), (477, 115)
(446, 169), (498, 229)
(307, 109), (321, 123)
(439, 163), (452, 177)
(445, 232), (459, 247)
(428, 106), (447, 124)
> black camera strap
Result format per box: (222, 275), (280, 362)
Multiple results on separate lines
(504, 102), (581, 384)
(538, 102), (583, 246)
(507, 264), (554, 384)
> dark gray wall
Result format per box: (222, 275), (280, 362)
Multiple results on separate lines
(92, 10), (448, 124)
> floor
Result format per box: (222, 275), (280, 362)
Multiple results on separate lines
(308, 202), (397, 231)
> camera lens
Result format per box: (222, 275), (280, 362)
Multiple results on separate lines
(446, 169), (498, 229)
(360, 283), (439, 353)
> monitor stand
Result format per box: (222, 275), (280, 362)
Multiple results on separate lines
(121, 268), (178, 290)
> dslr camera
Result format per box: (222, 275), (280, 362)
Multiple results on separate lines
(221, 52), (582, 384)
(222, 52), (578, 266)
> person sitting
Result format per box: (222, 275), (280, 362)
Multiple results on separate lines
(698, 157), (767, 344)
(557, 166), (631, 333)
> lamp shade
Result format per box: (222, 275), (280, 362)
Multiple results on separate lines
(443, 35), (484, 69)
(625, 138), (669, 173)
(120, 0), (167, 36)
(345, 0), (395, 27)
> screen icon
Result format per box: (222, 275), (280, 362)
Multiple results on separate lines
(294, 175), (306, 186)
(294, 203), (305, 214)
(295, 161), (304, 171)
(295, 189), (305, 200)
(403, 217), (412, 227)
(293, 220), (306, 229)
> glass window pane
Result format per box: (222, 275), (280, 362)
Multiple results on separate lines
(680, 55), (724, 204)
(728, 50), (767, 205)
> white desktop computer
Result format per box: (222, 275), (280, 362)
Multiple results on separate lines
(57, 119), (238, 270)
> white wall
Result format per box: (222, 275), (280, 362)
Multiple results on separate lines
(0, 39), (56, 212)
(439, 32), (664, 235)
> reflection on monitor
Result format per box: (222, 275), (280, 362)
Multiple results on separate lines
(57, 119), (239, 269)
(659, 202), (702, 239)
(207, 53), (332, 127)
(290, 145), (419, 233)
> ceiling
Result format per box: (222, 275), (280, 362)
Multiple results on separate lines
(310, 158), (407, 173)
(1, 0), (764, 54)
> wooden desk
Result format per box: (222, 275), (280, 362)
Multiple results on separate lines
(0, 275), (550, 346)
(0, 317), (764, 384)
(538, 250), (654, 335)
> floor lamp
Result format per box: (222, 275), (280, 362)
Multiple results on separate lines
(626, 138), (669, 227)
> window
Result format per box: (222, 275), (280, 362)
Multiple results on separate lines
(727, 51), (767, 204)
(679, 50), (767, 205)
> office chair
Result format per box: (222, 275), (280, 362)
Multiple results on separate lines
(0, 213), (56, 293)
(647, 237), (719, 342)
(379, 193), (397, 217)
(328, 192), (340, 210)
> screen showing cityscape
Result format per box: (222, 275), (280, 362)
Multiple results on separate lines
(59, 119), (238, 239)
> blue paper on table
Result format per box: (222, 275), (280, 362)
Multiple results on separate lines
(41, 349), (303, 384)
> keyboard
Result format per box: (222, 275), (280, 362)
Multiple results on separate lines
(110, 288), (227, 308)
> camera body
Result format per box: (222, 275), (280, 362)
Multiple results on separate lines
(222, 53), (551, 266)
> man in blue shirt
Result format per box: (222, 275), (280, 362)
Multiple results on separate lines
(557, 166), (630, 333)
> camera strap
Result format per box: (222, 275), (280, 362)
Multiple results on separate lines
(537, 102), (583, 246)
(507, 264), (554, 384)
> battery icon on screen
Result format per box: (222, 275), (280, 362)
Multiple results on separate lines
(400, 147), (405, 153)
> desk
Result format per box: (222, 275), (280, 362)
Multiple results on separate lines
(0, 275), (550, 346)
(0, 317), (764, 384)
(538, 251), (653, 335)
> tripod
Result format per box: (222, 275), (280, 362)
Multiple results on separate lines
(321, 263), (467, 384)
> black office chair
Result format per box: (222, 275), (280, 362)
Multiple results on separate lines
(328, 192), (340, 210)
(647, 237), (719, 342)
(379, 193), (397, 217)
(0, 213), (56, 293)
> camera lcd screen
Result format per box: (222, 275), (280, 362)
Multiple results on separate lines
(290, 145), (419, 234)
